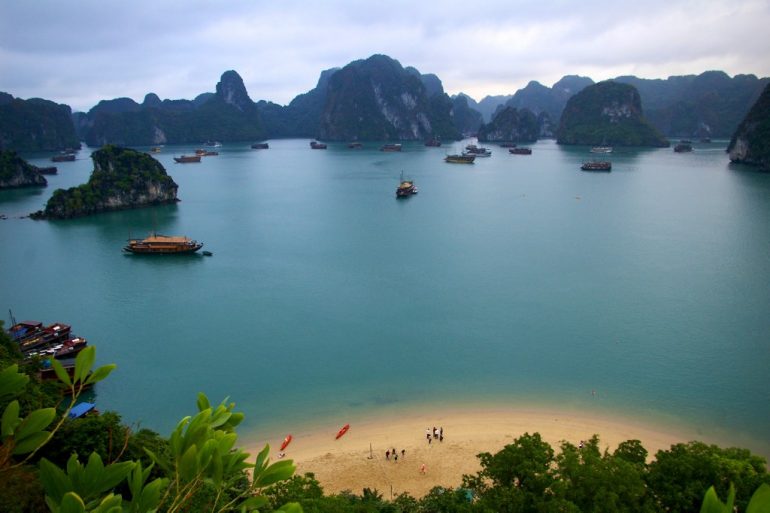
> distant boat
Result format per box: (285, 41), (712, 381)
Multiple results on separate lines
(509, 148), (532, 155)
(425, 138), (441, 147)
(204, 141), (222, 147)
(310, 141), (327, 149)
(348, 142), (363, 149)
(380, 143), (402, 152)
(251, 142), (269, 149)
(444, 154), (475, 164)
(51, 152), (75, 162)
(674, 142), (693, 153)
(150, 147), (162, 153)
(36, 166), (58, 175)
(591, 146), (613, 153)
(464, 145), (491, 157)
(174, 155), (202, 163)
(195, 149), (218, 156)
(396, 171), (418, 198)
(499, 142), (517, 148)
(581, 161), (612, 172)
(335, 424), (350, 439)
(123, 233), (204, 254)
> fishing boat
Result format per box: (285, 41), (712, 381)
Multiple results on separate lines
(123, 233), (204, 254)
(396, 171), (418, 198)
(509, 147), (532, 155)
(444, 154), (475, 164)
(251, 142), (269, 149)
(310, 141), (327, 149)
(280, 435), (293, 451)
(380, 143), (402, 152)
(581, 161), (612, 172)
(335, 424), (350, 440)
(590, 146), (613, 154)
(173, 155), (202, 163)
(348, 142), (363, 149)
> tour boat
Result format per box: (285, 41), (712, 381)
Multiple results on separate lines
(251, 142), (269, 149)
(173, 155), (202, 163)
(674, 142), (693, 152)
(396, 172), (418, 198)
(51, 153), (75, 162)
(425, 138), (441, 147)
(123, 233), (204, 254)
(509, 147), (532, 155)
(310, 141), (327, 149)
(590, 146), (613, 153)
(444, 154), (475, 164)
(348, 142), (363, 149)
(380, 143), (402, 152)
(581, 161), (612, 172)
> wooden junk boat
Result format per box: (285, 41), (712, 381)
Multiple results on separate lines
(509, 147), (532, 155)
(310, 141), (327, 149)
(251, 142), (269, 149)
(444, 154), (475, 164)
(380, 143), (402, 152)
(396, 172), (418, 198)
(173, 155), (202, 163)
(123, 233), (204, 254)
(581, 161), (612, 172)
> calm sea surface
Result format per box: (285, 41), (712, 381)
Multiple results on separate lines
(2, 139), (769, 455)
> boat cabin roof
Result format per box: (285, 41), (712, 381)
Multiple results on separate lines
(69, 402), (96, 419)
(141, 235), (191, 243)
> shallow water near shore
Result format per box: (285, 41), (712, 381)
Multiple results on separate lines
(2, 139), (769, 457)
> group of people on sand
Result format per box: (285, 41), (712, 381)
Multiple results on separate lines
(385, 448), (405, 462)
(425, 426), (443, 444)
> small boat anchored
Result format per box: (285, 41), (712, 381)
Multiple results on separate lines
(123, 233), (204, 254)
(173, 155), (202, 163)
(509, 147), (532, 155)
(590, 146), (613, 154)
(396, 171), (418, 198)
(380, 143), (402, 152)
(444, 154), (476, 164)
(581, 161), (612, 172)
(310, 141), (327, 149)
(251, 142), (269, 149)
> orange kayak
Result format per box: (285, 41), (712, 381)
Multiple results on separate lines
(335, 424), (350, 440)
(280, 434), (292, 451)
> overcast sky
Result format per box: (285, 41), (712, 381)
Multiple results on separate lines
(1, 0), (768, 112)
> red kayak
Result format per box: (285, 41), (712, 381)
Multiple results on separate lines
(335, 424), (350, 440)
(280, 434), (292, 451)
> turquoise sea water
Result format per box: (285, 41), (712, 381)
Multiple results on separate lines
(1, 139), (769, 456)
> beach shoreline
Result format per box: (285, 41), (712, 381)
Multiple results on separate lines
(241, 403), (711, 498)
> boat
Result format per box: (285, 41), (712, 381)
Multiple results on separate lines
(581, 161), (612, 172)
(335, 424), (350, 440)
(396, 171), (418, 198)
(51, 153), (75, 162)
(251, 142), (269, 149)
(674, 142), (693, 153)
(36, 166), (58, 175)
(310, 141), (327, 149)
(123, 233), (204, 254)
(425, 138), (442, 147)
(195, 149), (218, 156)
(27, 336), (88, 360)
(463, 145), (491, 157)
(348, 142), (363, 149)
(280, 434), (293, 451)
(591, 146), (613, 154)
(202, 251), (213, 256)
(509, 148), (532, 155)
(7, 320), (44, 341)
(380, 143), (402, 152)
(499, 142), (517, 148)
(204, 141), (222, 147)
(444, 154), (475, 164)
(173, 155), (202, 163)
(16, 323), (72, 352)
(151, 147), (162, 153)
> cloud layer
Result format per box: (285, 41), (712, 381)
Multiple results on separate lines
(1, 0), (768, 111)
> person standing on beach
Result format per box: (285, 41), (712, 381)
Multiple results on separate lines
(386, 449), (390, 460)
(433, 426), (438, 439)
(439, 426), (443, 442)
(401, 449), (406, 459)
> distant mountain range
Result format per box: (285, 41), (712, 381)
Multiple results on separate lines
(0, 55), (767, 150)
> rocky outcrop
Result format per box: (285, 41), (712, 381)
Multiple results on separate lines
(31, 145), (177, 219)
(0, 93), (80, 151)
(557, 81), (669, 147)
(727, 83), (770, 170)
(0, 150), (47, 189)
(477, 106), (539, 142)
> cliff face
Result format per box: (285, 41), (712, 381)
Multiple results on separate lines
(557, 81), (669, 147)
(0, 150), (47, 189)
(0, 93), (80, 151)
(33, 145), (177, 219)
(317, 55), (458, 141)
(727, 83), (770, 170)
(477, 106), (539, 142)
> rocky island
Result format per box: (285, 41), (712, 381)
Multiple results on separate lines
(0, 150), (47, 189)
(31, 145), (178, 219)
(0, 92), (80, 152)
(556, 81), (669, 147)
(727, 83), (770, 170)
(477, 106), (539, 142)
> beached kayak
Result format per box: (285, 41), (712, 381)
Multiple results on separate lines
(280, 434), (292, 451)
(335, 424), (350, 439)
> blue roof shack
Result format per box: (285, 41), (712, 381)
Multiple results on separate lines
(68, 402), (96, 419)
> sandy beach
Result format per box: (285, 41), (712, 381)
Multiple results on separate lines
(244, 405), (700, 499)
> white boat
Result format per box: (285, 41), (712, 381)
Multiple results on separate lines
(591, 146), (613, 153)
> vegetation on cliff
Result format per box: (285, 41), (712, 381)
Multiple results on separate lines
(32, 145), (177, 219)
(727, 83), (770, 170)
(0, 92), (80, 152)
(557, 81), (669, 147)
(0, 150), (47, 189)
(477, 106), (539, 142)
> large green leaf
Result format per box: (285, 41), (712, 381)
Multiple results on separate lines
(196, 392), (210, 412)
(59, 492), (86, 513)
(275, 502), (303, 513)
(74, 346), (95, 384)
(747, 483), (770, 513)
(12, 431), (50, 455)
(84, 364), (116, 386)
(14, 407), (56, 440)
(240, 495), (269, 510)
(51, 358), (72, 387)
(0, 364), (29, 401)
(253, 460), (296, 488)
(97, 461), (134, 494)
(179, 444), (199, 482)
(1, 400), (21, 437)
(39, 458), (73, 503)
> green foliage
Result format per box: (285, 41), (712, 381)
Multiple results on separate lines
(0, 94), (79, 151)
(728, 83), (770, 169)
(0, 149), (47, 188)
(478, 106), (539, 142)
